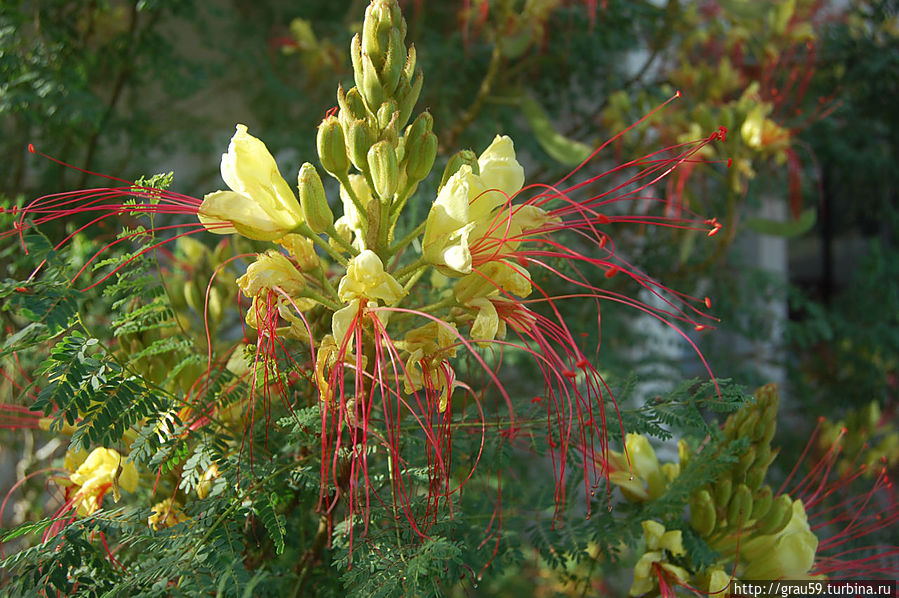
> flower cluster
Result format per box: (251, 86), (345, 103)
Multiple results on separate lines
(5, 0), (725, 542)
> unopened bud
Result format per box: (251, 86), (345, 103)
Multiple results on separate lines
(756, 494), (792, 535)
(739, 410), (760, 440)
(347, 119), (377, 171)
(380, 28), (406, 96)
(298, 163), (333, 234)
(440, 149), (479, 190)
(402, 112), (437, 183)
(339, 85), (369, 124)
(360, 51), (385, 111)
(367, 140), (399, 200)
(713, 478), (732, 508)
(317, 116), (349, 177)
(690, 489), (717, 537)
(752, 485), (774, 520)
(377, 100), (398, 131)
(727, 483), (753, 526)
(734, 446), (756, 480)
(395, 68), (423, 130)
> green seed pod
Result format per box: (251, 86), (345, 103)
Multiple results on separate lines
(317, 116), (349, 177)
(727, 483), (753, 527)
(347, 119), (377, 171)
(439, 149), (479, 190)
(298, 163), (333, 234)
(756, 494), (793, 535)
(367, 140), (399, 200)
(713, 478), (732, 508)
(751, 485), (774, 520)
(690, 489), (717, 537)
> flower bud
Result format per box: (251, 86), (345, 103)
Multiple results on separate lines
(439, 149), (479, 191)
(713, 478), (732, 508)
(377, 100), (399, 131)
(734, 445), (756, 480)
(338, 85), (369, 124)
(298, 163), (333, 234)
(380, 27), (406, 96)
(367, 140), (399, 200)
(727, 483), (753, 526)
(346, 118), (378, 171)
(690, 489), (717, 537)
(402, 112), (437, 184)
(317, 116), (350, 177)
(756, 493), (792, 535)
(752, 485), (774, 520)
(395, 67), (423, 130)
(360, 50), (385, 111)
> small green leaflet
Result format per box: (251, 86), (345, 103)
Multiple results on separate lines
(745, 207), (816, 238)
(520, 96), (593, 167)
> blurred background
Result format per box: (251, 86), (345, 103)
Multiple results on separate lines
(1, 0), (897, 593)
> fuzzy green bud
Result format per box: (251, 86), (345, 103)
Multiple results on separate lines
(440, 149), (479, 190)
(727, 483), (753, 526)
(756, 494), (792, 535)
(690, 489), (717, 537)
(298, 163), (333, 234)
(752, 485), (774, 520)
(347, 119), (377, 171)
(367, 140), (399, 200)
(317, 116), (349, 177)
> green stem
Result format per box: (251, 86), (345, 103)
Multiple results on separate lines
(336, 172), (367, 219)
(389, 220), (427, 258)
(326, 224), (359, 257)
(300, 287), (343, 312)
(393, 256), (426, 282)
(297, 224), (349, 267)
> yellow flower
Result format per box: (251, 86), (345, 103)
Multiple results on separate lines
(198, 124), (304, 241)
(400, 322), (458, 411)
(237, 250), (307, 298)
(68, 447), (138, 516)
(337, 249), (405, 304)
(148, 497), (188, 530)
(196, 463), (220, 499)
(741, 499), (818, 580)
(609, 434), (668, 502)
(629, 520), (690, 596)
(422, 135), (525, 275)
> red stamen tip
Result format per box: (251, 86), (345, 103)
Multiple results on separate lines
(27, 143), (35, 154)
(597, 214), (610, 224)
(704, 296), (712, 309)
(675, 89), (681, 98)
(727, 158), (733, 168)
(562, 370), (577, 379)
(695, 324), (706, 331)
(605, 266), (619, 278)
(575, 358), (588, 369)
(14, 287), (27, 293)
(531, 396), (542, 404)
